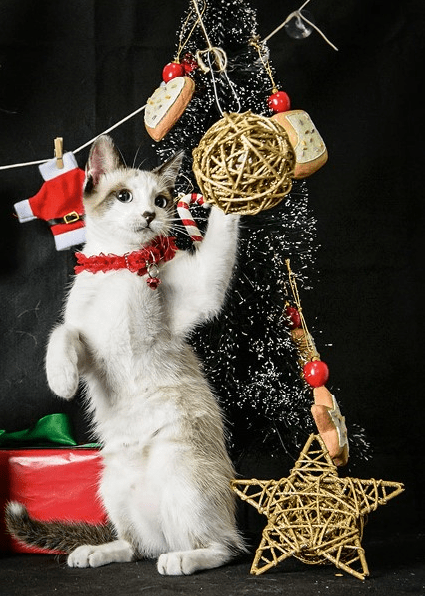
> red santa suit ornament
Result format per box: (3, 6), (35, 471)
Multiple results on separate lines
(14, 152), (86, 251)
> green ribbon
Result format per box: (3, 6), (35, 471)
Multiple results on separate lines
(0, 413), (78, 447)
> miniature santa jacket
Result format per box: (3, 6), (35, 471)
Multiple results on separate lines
(14, 152), (86, 251)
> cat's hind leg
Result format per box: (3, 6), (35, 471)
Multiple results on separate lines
(157, 542), (233, 576)
(67, 540), (135, 568)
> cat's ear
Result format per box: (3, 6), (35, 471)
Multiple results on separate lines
(153, 151), (184, 189)
(84, 135), (123, 194)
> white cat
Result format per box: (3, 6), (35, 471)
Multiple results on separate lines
(6, 135), (244, 575)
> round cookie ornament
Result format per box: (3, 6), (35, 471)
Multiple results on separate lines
(144, 76), (195, 142)
(272, 110), (328, 179)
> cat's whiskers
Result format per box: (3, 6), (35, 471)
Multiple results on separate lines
(117, 147), (127, 168)
(169, 224), (191, 239)
(132, 145), (143, 169)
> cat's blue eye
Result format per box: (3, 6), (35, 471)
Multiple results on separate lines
(116, 189), (133, 203)
(155, 195), (168, 209)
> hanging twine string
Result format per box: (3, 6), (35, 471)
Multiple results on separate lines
(191, 0), (227, 72)
(285, 259), (318, 358)
(205, 52), (241, 117)
(73, 103), (147, 153)
(191, 0), (241, 116)
(0, 103), (147, 171)
(249, 37), (279, 94)
(174, 1), (206, 62)
(262, 0), (338, 51)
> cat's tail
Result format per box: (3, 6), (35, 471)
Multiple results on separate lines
(5, 501), (115, 554)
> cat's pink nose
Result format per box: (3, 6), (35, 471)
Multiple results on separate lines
(143, 211), (155, 224)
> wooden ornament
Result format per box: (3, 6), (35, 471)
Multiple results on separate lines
(231, 434), (404, 580)
(312, 385), (349, 466)
(144, 77), (195, 142)
(285, 262), (347, 465)
(291, 326), (317, 363)
(290, 325), (346, 464)
(272, 109), (328, 179)
(192, 111), (295, 215)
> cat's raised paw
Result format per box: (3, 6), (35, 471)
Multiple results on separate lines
(46, 361), (79, 399)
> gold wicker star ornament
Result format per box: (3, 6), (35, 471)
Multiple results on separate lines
(231, 434), (404, 580)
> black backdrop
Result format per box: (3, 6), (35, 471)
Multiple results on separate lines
(0, 0), (423, 539)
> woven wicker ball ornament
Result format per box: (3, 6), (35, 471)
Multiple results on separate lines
(192, 111), (295, 216)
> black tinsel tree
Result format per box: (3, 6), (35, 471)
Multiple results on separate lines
(154, 0), (369, 464)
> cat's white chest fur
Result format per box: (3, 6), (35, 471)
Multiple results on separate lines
(73, 270), (164, 355)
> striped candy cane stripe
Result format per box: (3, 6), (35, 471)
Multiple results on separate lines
(177, 193), (206, 243)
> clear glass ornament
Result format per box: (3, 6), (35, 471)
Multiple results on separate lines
(284, 10), (315, 40)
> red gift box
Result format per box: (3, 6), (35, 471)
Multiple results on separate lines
(0, 448), (107, 554)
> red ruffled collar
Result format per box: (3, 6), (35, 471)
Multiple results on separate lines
(74, 235), (178, 289)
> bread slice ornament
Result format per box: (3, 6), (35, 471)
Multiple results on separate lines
(272, 109), (328, 179)
(311, 385), (349, 466)
(145, 76), (195, 142)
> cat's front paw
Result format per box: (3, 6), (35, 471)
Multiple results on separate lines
(46, 326), (82, 399)
(157, 552), (199, 576)
(157, 552), (186, 575)
(68, 545), (99, 568)
(46, 359), (79, 399)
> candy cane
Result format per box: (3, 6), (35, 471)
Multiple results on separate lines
(176, 193), (209, 243)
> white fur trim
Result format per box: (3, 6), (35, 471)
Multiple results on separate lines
(14, 199), (36, 222)
(39, 152), (79, 181)
(54, 226), (86, 251)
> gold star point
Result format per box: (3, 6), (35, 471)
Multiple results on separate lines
(231, 434), (404, 580)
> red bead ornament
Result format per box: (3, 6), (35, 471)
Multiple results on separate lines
(303, 360), (329, 388)
(285, 305), (301, 329)
(267, 90), (291, 113)
(162, 62), (185, 83)
(181, 53), (199, 74)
